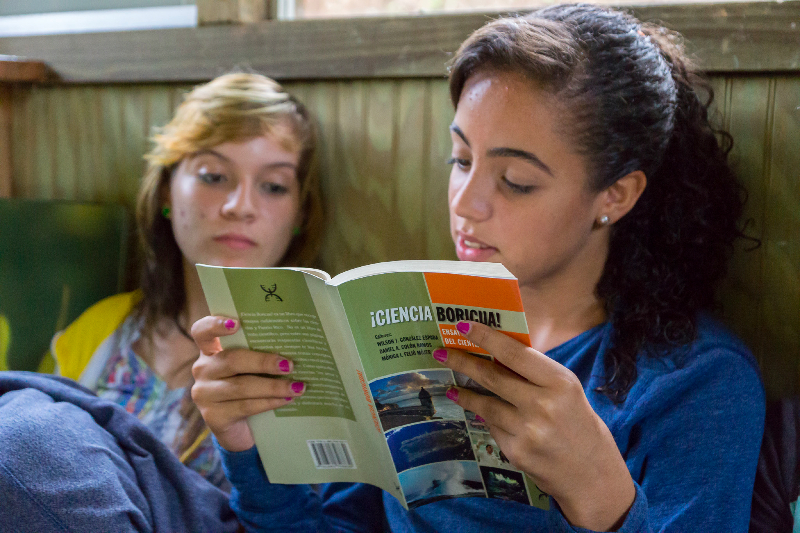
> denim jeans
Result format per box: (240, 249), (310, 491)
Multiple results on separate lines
(0, 372), (238, 533)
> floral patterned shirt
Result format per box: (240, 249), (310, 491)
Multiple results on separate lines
(92, 315), (229, 490)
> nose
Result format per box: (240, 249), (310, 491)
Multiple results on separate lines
(449, 167), (492, 222)
(221, 181), (257, 220)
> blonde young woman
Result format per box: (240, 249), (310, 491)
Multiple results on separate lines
(191, 5), (764, 532)
(0, 72), (322, 531)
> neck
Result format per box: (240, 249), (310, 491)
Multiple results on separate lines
(520, 284), (605, 353)
(182, 260), (211, 330)
(519, 241), (608, 353)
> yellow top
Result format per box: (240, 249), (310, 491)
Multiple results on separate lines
(52, 290), (142, 381)
(0, 315), (10, 372)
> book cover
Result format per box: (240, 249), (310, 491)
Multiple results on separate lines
(198, 260), (549, 510)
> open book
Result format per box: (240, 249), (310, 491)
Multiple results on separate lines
(198, 260), (548, 510)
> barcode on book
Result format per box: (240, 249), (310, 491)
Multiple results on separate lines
(307, 440), (356, 469)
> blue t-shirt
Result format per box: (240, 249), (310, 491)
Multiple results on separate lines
(218, 315), (765, 532)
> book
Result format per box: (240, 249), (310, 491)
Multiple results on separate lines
(198, 260), (549, 510)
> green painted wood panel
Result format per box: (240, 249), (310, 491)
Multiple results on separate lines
(5, 74), (799, 398)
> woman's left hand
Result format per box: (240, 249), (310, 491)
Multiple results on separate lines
(435, 321), (635, 531)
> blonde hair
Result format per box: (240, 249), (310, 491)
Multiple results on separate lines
(138, 73), (322, 276)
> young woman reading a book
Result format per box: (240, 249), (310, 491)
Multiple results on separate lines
(0, 72), (322, 530)
(191, 5), (765, 532)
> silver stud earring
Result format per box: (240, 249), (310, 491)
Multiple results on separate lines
(598, 215), (610, 226)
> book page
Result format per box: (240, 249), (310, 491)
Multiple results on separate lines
(336, 264), (549, 510)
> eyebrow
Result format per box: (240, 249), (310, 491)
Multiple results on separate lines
(193, 149), (298, 171)
(450, 124), (554, 177)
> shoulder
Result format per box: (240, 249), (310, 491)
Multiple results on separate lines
(52, 291), (142, 380)
(628, 314), (765, 421)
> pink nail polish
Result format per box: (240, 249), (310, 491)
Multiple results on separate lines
(432, 349), (448, 362)
(278, 359), (291, 373)
(456, 321), (471, 335)
(446, 388), (459, 402)
(475, 414), (485, 423)
(285, 397), (293, 402)
(224, 319), (236, 330)
(291, 382), (305, 394)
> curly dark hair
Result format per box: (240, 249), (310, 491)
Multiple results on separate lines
(449, 4), (747, 402)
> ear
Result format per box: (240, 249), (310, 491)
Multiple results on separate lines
(597, 170), (647, 225)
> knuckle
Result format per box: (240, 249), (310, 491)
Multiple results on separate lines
(189, 319), (204, 339)
(191, 355), (214, 379)
(480, 369), (501, 392)
(538, 396), (560, 423)
(190, 383), (204, 403)
(474, 325), (490, 346)
(524, 419), (546, 444)
(502, 440), (523, 466)
(261, 352), (277, 373)
(554, 368), (581, 392)
(231, 376), (250, 399)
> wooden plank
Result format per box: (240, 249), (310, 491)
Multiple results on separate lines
(197, 0), (240, 24)
(197, 0), (271, 25)
(363, 81), (396, 262)
(0, 56), (50, 83)
(424, 80), (456, 261)
(718, 77), (771, 376)
(49, 88), (76, 198)
(68, 87), (92, 200)
(29, 86), (54, 199)
(285, 81), (341, 273)
(394, 79), (427, 259)
(9, 84), (32, 198)
(0, 86), (11, 197)
(0, 2), (796, 83)
(761, 76), (800, 399)
(328, 81), (369, 274)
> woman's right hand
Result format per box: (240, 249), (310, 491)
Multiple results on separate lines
(191, 316), (305, 452)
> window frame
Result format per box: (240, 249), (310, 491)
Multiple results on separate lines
(0, 1), (796, 83)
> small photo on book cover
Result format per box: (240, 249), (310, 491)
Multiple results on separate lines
(385, 420), (475, 473)
(369, 369), (462, 432)
(399, 461), (486, 509)
(470, 431), (513, 469)
(480, 466), (531, 505)
(464, 409), (488, 432)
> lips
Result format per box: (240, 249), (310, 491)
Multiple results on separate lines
(214, 234), (257, 250)
(454, 232), (497, 262)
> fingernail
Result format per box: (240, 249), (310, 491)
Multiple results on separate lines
(278, 359), (291, 373)
(432, 349), (448, 362)
(224, 319), (236, 330)
(456, 321), (471, 335)
(285, 397), (294, 402)
(291, 382), (305, 394)
(475, 414), (485, 423)
(446, 388), (459, 402)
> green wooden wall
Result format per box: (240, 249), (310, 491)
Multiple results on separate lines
(6, 75), (799, 399)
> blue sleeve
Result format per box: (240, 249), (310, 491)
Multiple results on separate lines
(550, 345), (765, 532)
(633, 348), (764, 531)
(216, 439), (383, 532)
(216, 441), (322, 532)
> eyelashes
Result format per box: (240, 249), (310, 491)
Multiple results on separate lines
(501, 177), (535, 194)
(446, 157), (471, 171)
(447, 158), (536, 195)
(198, 172), (225, 184)
(260, 183), (289, 195)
